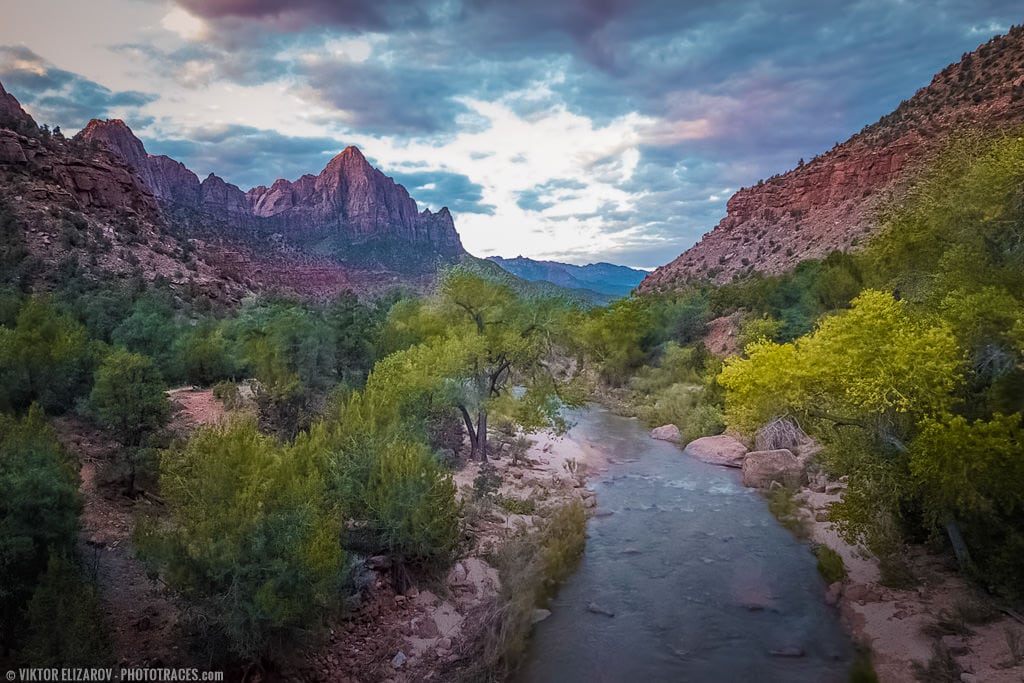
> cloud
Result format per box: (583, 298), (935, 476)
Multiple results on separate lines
(390, 169), (495, 215)
(143, 123), (344, 189)
(0, 46), (156, 129)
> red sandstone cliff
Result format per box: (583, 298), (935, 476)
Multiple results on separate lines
(639, 25), (1024, 292)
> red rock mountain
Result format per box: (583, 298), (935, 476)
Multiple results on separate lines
(0, 81), (467, 301)
(75, 119), (463, 261)
(639, 25), (1024, 292)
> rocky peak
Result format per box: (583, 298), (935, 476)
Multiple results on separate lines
(0, 80), (37, 131)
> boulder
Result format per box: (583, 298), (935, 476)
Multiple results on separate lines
(651, 424), (682, 443)
(741, 449), (804, 488)
(682, 435), (748, 468)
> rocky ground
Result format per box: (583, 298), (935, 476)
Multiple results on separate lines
(798, 482), (1024, 683)
(286, 428), (604, 682)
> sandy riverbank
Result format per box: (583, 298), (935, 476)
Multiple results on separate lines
(796, 484), (1024, 682)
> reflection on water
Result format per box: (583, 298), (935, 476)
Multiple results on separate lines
(519, 406), (852, 683)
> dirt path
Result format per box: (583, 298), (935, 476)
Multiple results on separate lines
(54, 417), (186, 667)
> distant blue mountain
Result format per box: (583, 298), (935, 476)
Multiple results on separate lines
(486, 256), (647, 299)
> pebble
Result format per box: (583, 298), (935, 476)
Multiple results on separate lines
(391, 651), (407, 669)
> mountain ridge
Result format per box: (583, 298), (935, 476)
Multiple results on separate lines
(639, 24), (1024, 292)
(487, 255), (646, 299)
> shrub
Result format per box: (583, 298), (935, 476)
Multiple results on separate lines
(0, 407), (81, 653)
(139, 419), (343, 662)
(21, 552), (112, 666)
(814, 545), (847, 584)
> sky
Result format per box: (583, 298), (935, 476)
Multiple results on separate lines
(0, 1), (1019, 268)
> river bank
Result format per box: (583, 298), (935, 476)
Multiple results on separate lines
(794, 481), (1024, 683)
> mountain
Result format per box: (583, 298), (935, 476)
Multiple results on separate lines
(639, 25), (1024, 293)
(0, 82), (468, 302)
(486, 256), (647, 299)
(74, 119), (464, 269)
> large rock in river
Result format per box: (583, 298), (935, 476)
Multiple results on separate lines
(682, 435), (748, 468)
(651, 424), (682, 443)
(741, 449), (805, 488)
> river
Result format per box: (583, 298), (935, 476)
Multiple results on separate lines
(519, 406), (853, 682)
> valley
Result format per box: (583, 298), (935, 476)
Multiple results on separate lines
(1, 13), (1024, 683)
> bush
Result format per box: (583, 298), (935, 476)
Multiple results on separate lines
(358, 439), (460, 570)
(814, 544), (847, 584)
(0, 297), (102, 414)
(0, 407), (81, 652)
(464, 501), (588, 680)
(90, 349), (169, 447)
(139, 419), (343, 662)
(21, 552), (112, 666)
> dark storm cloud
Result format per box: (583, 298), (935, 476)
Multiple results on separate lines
(389, 170), (495, 215)
(145, 124), (344, 189)
(0, 46), (156, 129)
(176, 0), (433, 31)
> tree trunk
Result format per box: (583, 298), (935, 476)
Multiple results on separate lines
(459, 405), (478, 459)
(944, 513), (974, 574)
(477, 409), (488, 461)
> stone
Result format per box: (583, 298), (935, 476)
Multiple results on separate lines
(437, 637), (452, 650)
(824, 582), (842, 607)
(741, 449), (805, 489)
(960, 673), (979, 683)
(651, 424), (682, 443)
(365, 555), (392, 570)
(940, 635), (968, 653)
(844, 583), (882, 604)
(815, 511), (830, 522)
(825, 481), (845, 495)
(531, 609), (552, 624)
(682, 435), (749, 468)
(586, 602), (615, 617)
(809, 472), (828, 493)
(390, 651), (407, 669)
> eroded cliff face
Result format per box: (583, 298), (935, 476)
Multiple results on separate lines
(640, 25), (1024, 292)
(75, 122), (463, 262)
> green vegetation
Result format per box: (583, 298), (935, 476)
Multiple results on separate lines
(713, 129), (1024, 597)
(464, 501), (588, 680)
(0, 407), (92, 659)
(138, 419), (343, 661)
(815, 545), (847, 584)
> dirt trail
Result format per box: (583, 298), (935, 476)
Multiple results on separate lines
(55, 417), (186, 667)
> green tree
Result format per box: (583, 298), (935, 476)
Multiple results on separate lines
(140, 419), (342, 662)
(0, 297), (101, 414)
(0, 407), (81, 653)
(410, 269), (580, 459)
(90, 349), (170, 495)
(91, 349), (170, 447)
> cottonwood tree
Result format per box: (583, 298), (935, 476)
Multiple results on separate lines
(395, 269), (580, 460)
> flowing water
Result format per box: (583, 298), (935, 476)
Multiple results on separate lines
(519, 406), (853, 682)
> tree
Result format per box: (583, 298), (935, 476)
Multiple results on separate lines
(0, 407), (81, 653)
(411, 269), (579, 460)
(91, 349), (169, 447)
(139, 419), (343, 662)
(0, 297), (101, 414)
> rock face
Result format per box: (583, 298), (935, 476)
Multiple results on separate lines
(76, 122), (464, 267)
(640, 25), (1024, 291)
(0, 80), (36, 131)
(651, 424), (682, 443)
(682, 435), (748, 468)
(741, 449), (805, 489)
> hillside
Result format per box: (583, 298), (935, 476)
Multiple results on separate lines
(0, 82), (467, 302)
(487, 256), (646, 299)
(640, 25), (1024, 292)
